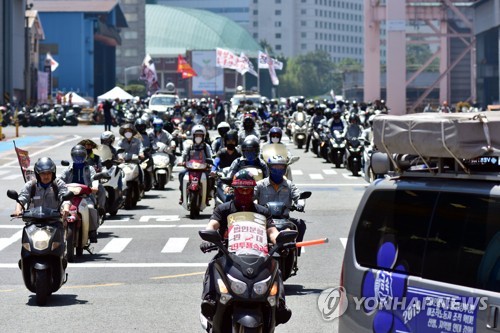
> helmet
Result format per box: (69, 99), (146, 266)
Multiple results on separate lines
(332, 108), (341, 118)
(348, 113), (360, 125)
(296, 102), (304, 111)
(267, 155), (287, 167)
(192, 124), (206, 137)
(125, 112), (135, 124)
(324, 108), (332, 119)
(241, 136), (260, 162)
(119, 123), (137, 137)
(134, 118), (147, 134)
(269, 127), (282, 143)
(232, 169), (257, 188)
(224, 130), (238, 145)
(78, 139), (97, 149)
(71, 145), (87, 164)
(101, 131), (115, 146)
(217, 122), (230, 137)
(152, 118), (164, 132)
(141, 113), (151, 125)
(34, 157), (56, 182)
(243, 115), (255, 130)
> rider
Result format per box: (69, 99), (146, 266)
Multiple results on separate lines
(255, 155), (307, 255)
(211, 121), (230, 155)
(13, 157), (70, 220)
(238, 113), (260, 144)
(59, 145), (100, 243)
(199, 169), (292, 325)
(227, 135), (269, 180)
(304, 105), (326, 153)
(79, 139), (106, 217)
(100, 131), (118, 160)
(327, 108), (347, 134)
(345, 113), (364, 141)
(178, 124), (214, 205)
(210, 130), (242, 175)
(148, 118), (176, 179)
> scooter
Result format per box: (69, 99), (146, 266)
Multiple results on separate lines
(265, 191), (311, 281)
(328, 130), (346, 168)
(119, 151), (142, 209)
(180, 157), (211, 219)
(7, 189), (73, 306)
(96, 145), (125, 217)
(291, 113), (308, 149)
(343, 135), (365, 177)
(199, 226), (298, 333)
(65, 182), (99, 262)
(151, 142), (175, 190)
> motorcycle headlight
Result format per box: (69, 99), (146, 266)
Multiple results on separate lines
(32, 229), (51, 250)
(253, 276), (271, 295)
(228, 274), (247, 295)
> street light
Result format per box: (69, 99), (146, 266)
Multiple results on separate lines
(124, 65), (141, 87)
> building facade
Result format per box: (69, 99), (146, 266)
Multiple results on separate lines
(249, 0), (364, 62)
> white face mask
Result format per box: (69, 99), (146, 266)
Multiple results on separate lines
(124, 132), (133, 139)
(271, 137), (280, 143)
(194, 137), (203, 144)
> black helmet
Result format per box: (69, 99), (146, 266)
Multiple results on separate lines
(34, 157), (56, 182)
(224, 130), (238, 145)
(269, 127), (282, 143)
(71, 145), (87, 164)
(348, 113), (360, 125)
(232, 169), (257, 188)
(241, 136), (260, 161)
(134, 118), (147, 134)
(100, 131), (115, 146)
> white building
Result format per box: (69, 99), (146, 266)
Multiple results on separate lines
(249, 0), (364, 62)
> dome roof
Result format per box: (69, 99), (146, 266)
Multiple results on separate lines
(146, 5), (261, 57)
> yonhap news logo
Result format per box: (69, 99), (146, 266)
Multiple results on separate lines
(317, 286), (348, 321)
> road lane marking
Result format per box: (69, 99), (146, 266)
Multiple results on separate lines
(161, 238), (189, 253)
(0, 170), (11, 176)
(99, 238), (132, 253)
(0, 263), (209, 268)
(309, 174), (324, 180)
(340, 238), (347, 249)
(99, 225), (177, 229)
(322, 169), (337, 175)
(104, 217), (130, 223)
(150, 271), (205, 280)
(0, 230), (22, 251)
(62, 282), (125, 289)
(139, 215), (180, 223)
(342, 174), (361, 180)
(3, 174), (22, 180)
(294, 183), (365, 187)
(178, 224), (206, 228)
(291, 170), (303, 175)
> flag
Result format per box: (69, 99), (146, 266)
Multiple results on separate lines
(238, 53), (258, 77)
(258, 51), (283, 70)
(14, 143), (30, 182)
(177, 55), (198, 79)
(216, 48), (238, 69)
(140, 54), (160, 92)
(267, 53), (279, 85)
(46, 52), (59, 72)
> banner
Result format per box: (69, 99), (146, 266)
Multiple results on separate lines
(139, 54), (160, 93)
(192, 50), (224, 96)
(37, 71), (49, 104)
(216, 48), (238, 70)
(14, 142), (30, 182)
(46, 52), (59, 72)
(266, 52), (279, 85)
(258, 51), (283, 70)
(227, 212), (268, 256)
(236, 53), (258, 77)
(177, 55), (198, 79)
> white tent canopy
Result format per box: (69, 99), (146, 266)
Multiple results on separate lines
(64, 92), (91, 106)
(97, 86), (134, 102)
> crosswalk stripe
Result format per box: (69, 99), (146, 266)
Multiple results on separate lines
(309, 174), (324, 180)
(340, 238), (347, 249)
(291, 169), (303, 175)
(0, 230), (22, 251)
(161, 238), (189, 253)
(322, 169), (337, 175)
(99, 238), (132, 253)
(0, 170), (11, 176)
(3, 174), (22, 180)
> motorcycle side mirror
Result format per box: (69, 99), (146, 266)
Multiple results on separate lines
(61, 191), (74, 201)
(6, 189), (19, 201)
(61, 160), (70, 166)
(276, 230), (298, 245)
(299, 191), (311, 200)
(199, 230), (223, 244)
(288, 156), (300, 164)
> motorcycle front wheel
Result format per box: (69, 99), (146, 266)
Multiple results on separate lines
(66, 223), (75, 262)
(35, 269), (50, 306)
(189, 191), (200, 219)
(233, 322), (263, 333)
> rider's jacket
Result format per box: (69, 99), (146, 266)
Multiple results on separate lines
(147, 129), (173, 146)
(117, 137), (143, 156)
(255, 178), (301, 218)
(181, 142), (213, 164)
(227, 157), (269, 179)
(18, 178), (68, 210)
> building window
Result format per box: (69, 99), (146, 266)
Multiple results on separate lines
(274, 21), (282, 27)
(301, 32), (307, 38)
(253, 33), (258, 38)
(125, 13), (138, 22)
(301, 20), (306, 26)
(253, 10), (258, 15)
(275, 33), (282, 39)
(123, 0), (138, 4)
(275, 10), (281, 15)
(254, 0), (258, 3)
(276, 45), (281, 50)
(124, 49), (138, 57)
(301, 9), (306, 14)
(123, 31), (138, 39)
(301, 43), (307, 50)
(275, 0), (281, 3)
(253, 21), (258, 27)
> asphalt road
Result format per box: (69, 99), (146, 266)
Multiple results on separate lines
(0, 125), (367, 332)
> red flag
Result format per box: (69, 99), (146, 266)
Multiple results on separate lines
(15, 146), (30, 182)
(177, 55), (198, 79)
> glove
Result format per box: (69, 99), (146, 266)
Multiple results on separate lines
(200, 241), (214, 253)
(295, 204), (304, 212)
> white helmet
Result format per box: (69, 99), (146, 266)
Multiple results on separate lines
(267, 155), (287, 166)
(192, 124), (206, 137)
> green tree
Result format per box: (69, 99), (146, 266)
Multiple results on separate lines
(407, 43), (439, 71)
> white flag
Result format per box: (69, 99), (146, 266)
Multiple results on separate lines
(258, 51), (282, 70)
(46, 52), (59, 72)
(267, 53), (279, 85)
(216, 48), (238, 70)
(140, 54), (159, 92)
(238, 53), (258, 77)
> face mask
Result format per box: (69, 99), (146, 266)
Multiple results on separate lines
(185, 117), (192, 124)
(226, 143), (236, 151)
(73, 162), (85, 169)
(270, 167), (286, 184)
(271, 137), (280, 143)
(40, 182), (51, 188)
(244, 151), (257, 162)
(194, 137), (203, 144)
(124, 132), (133, 139)
(234, 187), (254, 210)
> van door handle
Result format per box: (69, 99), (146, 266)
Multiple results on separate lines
(487, 305), (500, 329)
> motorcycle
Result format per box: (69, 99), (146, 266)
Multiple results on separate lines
(64, 108), (79, 126)
(327, 130), (346, 168)
(151, 142), (175, 190)
(96, 145), (125, 217)
(199, 225), (298, 333)
(265, 191), (311, 281)
(343, 135), (365, 177)
(261, 143), (299, 182)
(180, 156), (212, 219)
(291, 113), (307, 149)
(7, 189), (73, 305)
(119, 151), (142, 209)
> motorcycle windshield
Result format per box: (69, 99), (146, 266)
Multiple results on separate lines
(261, 143), (288, 163)
(227, 212), (268, 257)
(95, 145), (113, 162)
(23, 206), (61, 223)
(296, 112), (305, 123)
(186, 159), (207, 170)
(241, 166), (264, 181)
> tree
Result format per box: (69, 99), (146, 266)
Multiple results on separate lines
(407, 43), (439, 71)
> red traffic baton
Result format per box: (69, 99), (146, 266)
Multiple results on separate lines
(296, 238), (329, 248)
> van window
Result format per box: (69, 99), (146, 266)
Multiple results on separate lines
(355, 189), (500, 292)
